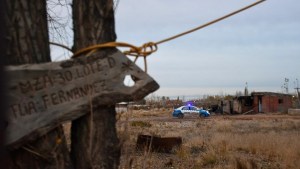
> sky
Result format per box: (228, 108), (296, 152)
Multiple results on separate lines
(50, 0), (300, 98)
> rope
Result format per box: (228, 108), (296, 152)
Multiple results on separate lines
(72, 42), (157, 58)
(72, 42), (158, 72)
(155, 0), (266, 45)
(54, 0), (266, 72)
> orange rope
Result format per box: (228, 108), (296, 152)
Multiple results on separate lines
(59, 0), (266, 72)
(155, 0), (266, 45)
(72, 42), (157, 58)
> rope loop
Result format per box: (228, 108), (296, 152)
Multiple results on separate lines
(71, 41), (157, 59)
(123, 42), (157, 57)
(71, 42), (157, 72)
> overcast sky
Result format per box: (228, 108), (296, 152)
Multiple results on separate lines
(51, 0), (300, 98)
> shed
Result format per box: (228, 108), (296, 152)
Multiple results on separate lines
(252, 92), (292, 113)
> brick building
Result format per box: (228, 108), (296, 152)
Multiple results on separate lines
(252, 92), (292, 113)
(223, 92), (292, 114)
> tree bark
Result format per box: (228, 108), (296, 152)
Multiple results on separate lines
(0, 0), (9, 167)
(4, 0), (51, 65)
(71, 0), (120, 169)
(4, 0), (72, 168)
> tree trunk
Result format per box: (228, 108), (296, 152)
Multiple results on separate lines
(0, 0), (9, 167)
(4, 0), (72, 168)
(4, 0), (51, 65)
(71, 0), (120, 169)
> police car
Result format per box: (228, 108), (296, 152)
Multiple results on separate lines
(172, 105), (210, 118)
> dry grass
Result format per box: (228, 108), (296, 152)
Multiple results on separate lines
(119, 108), (172, 119)
(117, 110), (300, 169)
(62, 109), (300, 168)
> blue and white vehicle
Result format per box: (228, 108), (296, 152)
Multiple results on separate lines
(172, 105), (210, 118)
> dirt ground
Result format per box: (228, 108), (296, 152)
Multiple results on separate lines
(117, 109), (300, 169)
(63, 109), (300, 169)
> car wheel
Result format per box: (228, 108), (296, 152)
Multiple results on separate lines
(178, 113), (184, 119)
(199, 113), (205, 118)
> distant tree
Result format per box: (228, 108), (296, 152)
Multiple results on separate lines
(236, 91), (243, 97)
(224, 95), (234, 100)
(162, 96), (166, 107)
(136, 99), (146, 105)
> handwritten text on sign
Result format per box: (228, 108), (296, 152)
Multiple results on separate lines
(6, 50), (159, 147)
(10, 57), (115, 119)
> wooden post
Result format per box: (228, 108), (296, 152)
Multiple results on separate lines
(0, 0), (8, 167)
(71, 0), (123, 168)
(4, 0), (72, 168)
(3, 0), (159, 168)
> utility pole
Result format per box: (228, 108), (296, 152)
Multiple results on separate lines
(294, 78), (300, 107)
(244, 82), (249, 96)
(284, 78), (289, 94)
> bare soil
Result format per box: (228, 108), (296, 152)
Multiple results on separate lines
(117, 109), (300, 169)
(63, 109), (300, 169)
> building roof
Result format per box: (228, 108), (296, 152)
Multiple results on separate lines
(251, 92), (292, 97)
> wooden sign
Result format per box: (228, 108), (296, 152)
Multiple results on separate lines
(5, 49), (159, 147)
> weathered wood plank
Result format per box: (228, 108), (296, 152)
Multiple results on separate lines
(5, 50), (159, 147)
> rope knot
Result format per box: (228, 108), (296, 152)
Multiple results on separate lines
(124, 42), (157, 57)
